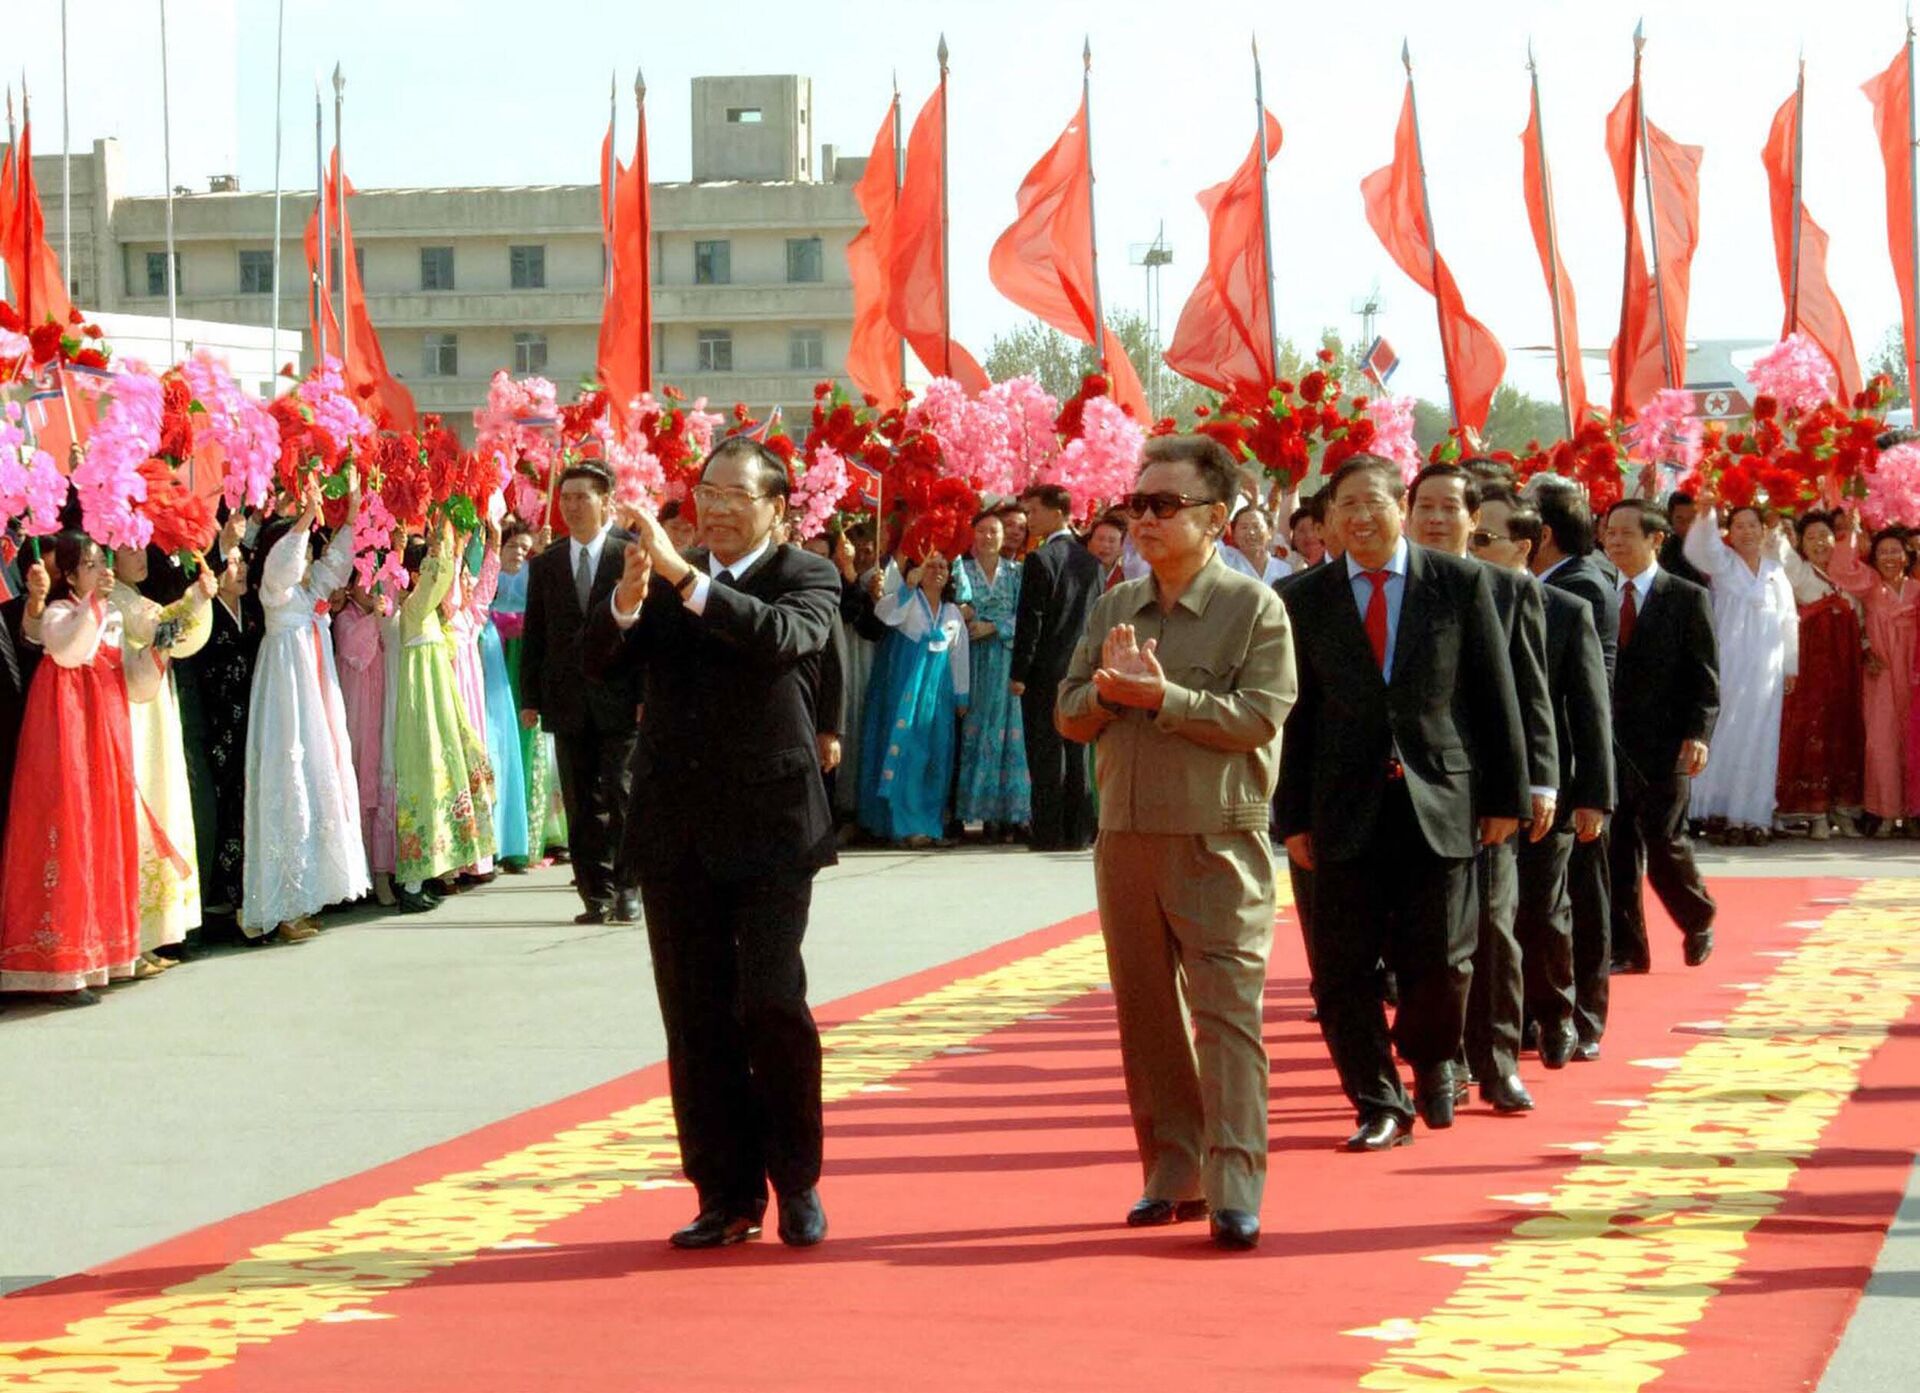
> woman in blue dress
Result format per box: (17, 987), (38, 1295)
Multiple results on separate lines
(857, 551), (971, 848)
(954, 510), (1031, 839)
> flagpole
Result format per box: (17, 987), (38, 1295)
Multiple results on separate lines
(604, 69), (616, 312)
(313, 75), (328, 363)
(1402, 41), (1461, 427)
(60, 0), (71, 292)
(3, 90), (14, 310)
(159, 0), (177, 362)
(332, 63), (348, 367)
(891, 72), (906, 392)
(1632, 21), (1677, 392)
(937, 34), (953, 378)
(1252, 35), (1280, 387)
(1905, 6), (1920, 400)
(1787, 50), (1806, 331)
(1528, 39), (1576, 438)
(270, 0), (285, 377)
(1083, 36), (1110, 383)
(18, 82), (34, 332)
(635, 67), (648, 393)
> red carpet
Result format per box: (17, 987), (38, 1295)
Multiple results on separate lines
(4, 875), (1917, 1392)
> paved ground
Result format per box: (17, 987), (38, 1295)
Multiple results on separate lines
(1, 837), (1916, 1389)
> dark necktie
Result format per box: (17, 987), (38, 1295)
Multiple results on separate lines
(1363, 570), (1391, 671)
(1619, 580), (1638, 648)
(574, 546), (593, 613)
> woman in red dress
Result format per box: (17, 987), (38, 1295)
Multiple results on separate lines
(0, 534), (161, 1006)
(1771, 512), (1865, 836)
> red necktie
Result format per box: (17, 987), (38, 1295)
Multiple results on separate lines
(1619, 580), (1638, 648)
(1363, 570), (1391, 671)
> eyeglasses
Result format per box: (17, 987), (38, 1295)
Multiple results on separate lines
(692, 484), (770, 511)
(1122, 492), (1213, 520)
(1470, 530), (1509, 547)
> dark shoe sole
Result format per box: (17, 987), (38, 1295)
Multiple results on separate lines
(669, 1222), (762, 1250)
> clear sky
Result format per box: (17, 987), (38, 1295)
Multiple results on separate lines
(10, 0), (1912, 406)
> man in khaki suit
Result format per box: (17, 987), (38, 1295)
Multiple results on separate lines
(1057, 434), (1298, 1251)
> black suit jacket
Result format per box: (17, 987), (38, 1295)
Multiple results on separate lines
(1544, 553), (1620, 686)
(1278, 544), (1529, 862)
(583, 542), (842, 882)
(1010, 534), (1102, 689)
(1478, 560), (1558, 795)
(1539, 585), (1615, 820)
(1611, 568), (1720, 795)
(520, 529), (639, 737)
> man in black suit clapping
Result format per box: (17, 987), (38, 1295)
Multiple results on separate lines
(1011, 483), (1103, 850)
(1278, 455), (1528, 1152)
(585, 437), (841, 1251)
(519, 463), (640, 925)
(1600, 498), (1719, 975)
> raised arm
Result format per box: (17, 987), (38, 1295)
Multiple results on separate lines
(1682, 504), (1734, 580)
(40, 597), (108, 669)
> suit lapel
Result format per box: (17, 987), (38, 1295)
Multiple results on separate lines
(1320, 561), (1387, 689)
(1632, 569), (1670, 642)
(1387, 545), (1433, 686)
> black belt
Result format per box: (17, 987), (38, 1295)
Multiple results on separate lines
(1386, 757), (1405, 782)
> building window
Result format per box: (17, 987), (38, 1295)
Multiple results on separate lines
(145, 251), (180, 297)
(420, 246), (454, 291)
(788, 329), (824, 371)
(422, 332), (458, 378)
(786, 237), (823, 284)
(513, 332), (549, 375)
(238, 249), (274, 294)
(726, 107), (763, 124)
(509, 245), (546, 290)
(327, 244), (365, 286)
(694, 240), (730, 285)
(696, 329), (733, 373)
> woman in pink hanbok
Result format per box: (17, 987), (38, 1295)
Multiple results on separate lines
(1828, 513), (1920, 833)
(333, 584), (393, 902)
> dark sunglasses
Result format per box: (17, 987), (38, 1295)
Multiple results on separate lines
(1470, 529), (1509, 547)
(1122, 492), (1213, 521)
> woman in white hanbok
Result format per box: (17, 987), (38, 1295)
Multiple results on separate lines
(240, 477), (370, 939)
(1683, 501), (1799, 841)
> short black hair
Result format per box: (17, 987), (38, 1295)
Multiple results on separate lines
(704, 436), (791, 500)
(1460, 454), (1516, 490)
(1019, 483), (1075, 514)
(1793, 509), (1835, 544)
(1605, 498), (1670, 538)
(1409, 462), (1483, 514)
(1137, 434), (1239, 505)
(1288, 506), (1315, 529)
(1665, 490), (1696, 509)
(1530, 474), (1596, 557)
(1486, 491), (1542, 560)
(558, 461), (614, 496)
(1725, 502), (1773, 530)
(1327, 453), (1408, 503)
(1869, 526), (1912, 561)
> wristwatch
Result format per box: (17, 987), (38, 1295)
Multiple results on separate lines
(674, 568), (699, 599)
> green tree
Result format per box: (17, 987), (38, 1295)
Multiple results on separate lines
(1481, 384), (1570, 453)
(1868, 324), (1909, 410)
(983, 310), (1174, 412)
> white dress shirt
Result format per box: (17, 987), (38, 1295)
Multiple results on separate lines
(612, 535), (774, 626)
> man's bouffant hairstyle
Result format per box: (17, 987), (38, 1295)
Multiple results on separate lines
(1327, 452), (1407, 502)
(1019, 482), (1075, 514)
(1137, 434), (1240, 505)
(558, 461), (613, 496)
(1605, 497), (1671, 538)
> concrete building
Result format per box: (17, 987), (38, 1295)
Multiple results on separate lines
(12, 75), (864, 437)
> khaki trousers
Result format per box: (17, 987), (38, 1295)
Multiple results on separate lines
(1093, 829), (1275, 1214)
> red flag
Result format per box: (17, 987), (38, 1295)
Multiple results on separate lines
(306, 150), (416, 431)
(0, 116), (75, 330)
(597, 103), (653, 429)
(889, 86), (989, 394)
(987, 94), (1148, 421)
(1763, 87), (1861, 403)
(1164, 111), (1282, 399)
(1360, 82), (1504, 433)
(844, 102), (905, 407)
(1520, 96), (1590, 427)
(1864, 48), (1918, 394)
(1604, 88), (1701, 417)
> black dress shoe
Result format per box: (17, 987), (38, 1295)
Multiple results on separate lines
(1480, 1072), (1536, 1113)
(1210, 1209), (1260, 1250)
(1572, 1039), (1601, 1063)
(1415, 1063), (1456, 1130)
(608, 892), (642, 925)
(669, 1210), (762, 1249)
(395, 888), (437, 914)
(776, 1189), (828, 1247)
(1126, 1197), (1210, 1227)
(574, 907), (609, 926)
(1345, 1114), (1413, 1151)
(1539, 1020), (1577, 1070)
(1608, 957), (1650, 975)
(1683, 927), (1714, 967)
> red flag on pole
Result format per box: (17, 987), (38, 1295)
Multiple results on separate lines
(1163, 111), (1282, 399)
(889, 85), (989, 394)
(1864, 47), (1918, 401)
(1520, 96), (1590, 428)
(987, 94), (1149, 421)
(845, 101), (905, 407)
(0, 116), (75, 330)
(1763, 86), (1862, 402)
(1360, 82), (1504, 433)
(597, 92), (653, 429)
(306, 150), (416, 430)
(1604, 89), (1701, 417)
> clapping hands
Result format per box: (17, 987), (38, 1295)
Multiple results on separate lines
(1092, 623), (1167, 711)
